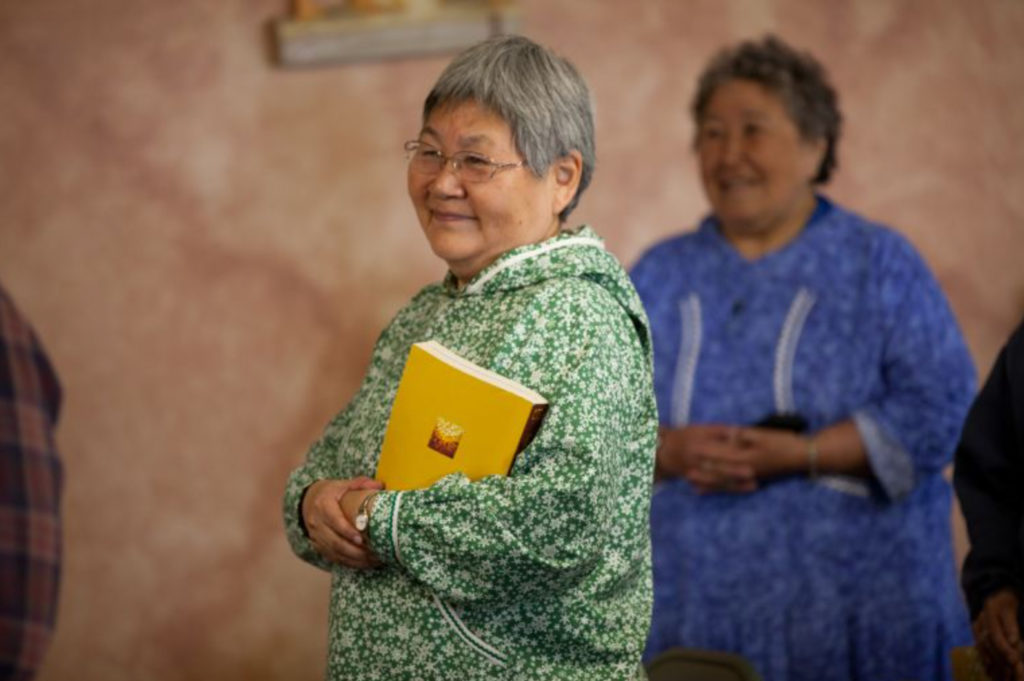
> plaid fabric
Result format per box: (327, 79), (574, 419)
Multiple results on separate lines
(0, 283), (62, 681)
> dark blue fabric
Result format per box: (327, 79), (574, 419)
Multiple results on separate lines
(631, 198), (976, 681)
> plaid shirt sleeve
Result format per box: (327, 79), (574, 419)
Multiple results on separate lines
(0, 284), (63, 680)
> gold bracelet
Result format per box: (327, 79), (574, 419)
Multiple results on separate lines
(807, 438), (819, 478)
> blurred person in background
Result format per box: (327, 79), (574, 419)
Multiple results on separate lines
(955, 316), (1024, 681)
(631, 35), (975, 681)
(0, 281), (63, 681)
(283, 35), (657, 681)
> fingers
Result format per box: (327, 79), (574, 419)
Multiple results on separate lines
(975, 592), (1024, 681)
(307, 484), (363, 544)
(993, 603), (1024, 679)
(303, 478), (383, 569)
(685, 455), (757, 493)
(310, 528), (380, 569)
(348, 476), (385, 492)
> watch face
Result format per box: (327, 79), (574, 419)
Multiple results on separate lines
(355, 515), (368, 532)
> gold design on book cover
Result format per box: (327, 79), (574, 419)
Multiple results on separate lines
(427, 417), (463, 458)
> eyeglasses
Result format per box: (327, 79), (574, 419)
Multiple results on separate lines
(404, 140), (525, 183)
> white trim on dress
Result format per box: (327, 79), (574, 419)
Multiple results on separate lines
(464, 236), (605, 295)
(671, 294), (702, 427)
(432, 593), (507, 666)
(773, 288), (816, 414)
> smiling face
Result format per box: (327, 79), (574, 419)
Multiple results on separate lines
(697, 79), (825, 252)
(407, 100), (581, 285)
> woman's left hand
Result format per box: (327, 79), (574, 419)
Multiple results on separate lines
(302, 477), (384, 570)
(734, 426), (808, 479)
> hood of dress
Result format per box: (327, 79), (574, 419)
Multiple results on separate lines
(443, 225), (651, 353)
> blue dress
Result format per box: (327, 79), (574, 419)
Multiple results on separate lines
(631, 197), (976, 681)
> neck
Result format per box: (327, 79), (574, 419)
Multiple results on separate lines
(721, 191), (818, 260)
(452, 219), (563, 288)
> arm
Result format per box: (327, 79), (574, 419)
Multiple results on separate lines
(0, 289), (63, 680)
(283, 416), (353, 571)
(283, 297), (428, 571)
(658, 420), (870, 493)
(955, 320), (1024, 620)
(365, 288), (656, 605)
(847, 235), (976, 500)
(956, 320), (1024, 680)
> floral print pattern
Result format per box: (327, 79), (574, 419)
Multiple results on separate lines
(284, 226), (657, 681)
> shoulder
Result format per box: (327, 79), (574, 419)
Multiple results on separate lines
(814, 204), (937, 291)
(822, 203), (927, 264)
(524, 276), (632, 334)
(382, 282), (446, 329)
(509, 277), (646, 373)
(0, 285), (38, 348)
(1004, 317), (1024, 370)
(631, 229), (706, 275)
(629, 228), (711, 306)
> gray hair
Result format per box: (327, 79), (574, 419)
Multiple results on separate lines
(692, 35), (842, 184)
(423, 34), (595, 222)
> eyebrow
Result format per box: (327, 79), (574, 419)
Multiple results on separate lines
(704, 109), (775, 123)
(419, 126), (496, 149)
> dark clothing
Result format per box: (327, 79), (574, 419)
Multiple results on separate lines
(955, 317), (1024, 624)
(0, 283), (63, 680)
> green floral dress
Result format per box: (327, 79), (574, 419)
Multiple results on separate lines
(284, 226), (657, 680)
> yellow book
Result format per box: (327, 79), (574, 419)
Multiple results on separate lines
(375, 340), (549, 491)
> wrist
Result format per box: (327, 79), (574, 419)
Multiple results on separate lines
(355, 491), (380, 536)
(806, 437), (820, 478)
(298, 480), (326, 537)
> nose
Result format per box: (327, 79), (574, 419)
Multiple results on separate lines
(720, 131), (743, 165)
(428, 158), (466, 196)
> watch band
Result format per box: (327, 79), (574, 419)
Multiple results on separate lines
(355, 491), (380, 534)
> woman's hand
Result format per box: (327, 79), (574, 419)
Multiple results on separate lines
(974, 589), (1024, 681)
(657, 425), (757, 493)
(302, 477), (384, 570)
(734, 426), (809, 479)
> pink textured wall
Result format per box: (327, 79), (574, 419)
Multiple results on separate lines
(1, 1), (1021, 679)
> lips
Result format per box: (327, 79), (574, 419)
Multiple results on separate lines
(716, 176), (758, 191)
(429, 208), (477, 222)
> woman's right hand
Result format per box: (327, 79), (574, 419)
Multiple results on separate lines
(974, 588), (1024, 681)
(302, 477), (384, 569)
(657, 425), (757, 493)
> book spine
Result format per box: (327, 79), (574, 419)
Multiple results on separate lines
(514, 403), (549, 455)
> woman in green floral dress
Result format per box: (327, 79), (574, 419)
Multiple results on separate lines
(283, 35), (657, 681)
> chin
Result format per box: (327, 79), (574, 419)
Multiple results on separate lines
(425, 235), (480, 266)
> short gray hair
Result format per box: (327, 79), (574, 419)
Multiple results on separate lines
(692, 35), (842, 184)
(423, 35), (595, 222)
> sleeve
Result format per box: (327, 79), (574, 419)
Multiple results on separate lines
(954, 320), (1024, 618)
(281, 412), (351, 572)
(851, 234), (976, 500)
(0, 290), (63, 680)
(366, 285), (656, 605)
(281, 293), (423, 571)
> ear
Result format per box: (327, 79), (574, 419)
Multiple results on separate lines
(549, 150), (583, 218)
(801, 137), (827, 182)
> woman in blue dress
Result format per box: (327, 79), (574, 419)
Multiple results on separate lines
(631, 35), (977, 681)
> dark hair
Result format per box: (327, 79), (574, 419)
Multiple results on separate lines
(423, 35), (595, 222)
(692, 35), (842, 184)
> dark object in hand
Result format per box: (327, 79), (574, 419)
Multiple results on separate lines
(755, 412), (808, 433)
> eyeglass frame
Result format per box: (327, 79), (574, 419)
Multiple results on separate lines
(403, 140), (526, 183)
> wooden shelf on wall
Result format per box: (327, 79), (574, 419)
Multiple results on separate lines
(274, 2), (522, 67)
